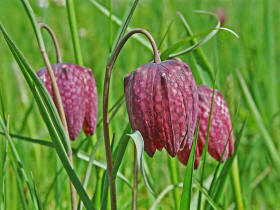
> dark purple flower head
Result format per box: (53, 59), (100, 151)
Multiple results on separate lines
(124, 59), (198, 157)
(37, 63), (98, 140)
(178, 85), (234, 168)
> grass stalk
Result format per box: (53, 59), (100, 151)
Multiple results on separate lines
(66, 0), (83, 65)
(231, 158), (244, 210)
(167, 156), (180, 210)
(132, 145), (138, 210)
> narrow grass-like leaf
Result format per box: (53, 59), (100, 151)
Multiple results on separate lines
(197, 82), (216, 209)
(66, 0), (83, 65)
(0, 23), (94, 209)
(208, 119), (247, 209)
(100, 123), (131, 210)
(97, 95), (125, 127)
(179, 121), (199, 210)
(1, 118), (8, 210)
(193, 179), (221, 210)
(162, 26), (237, 61)
(167, 156), (180, 210)
(158, 19), (176, 50)
(150, 183), (182, 210)
(0, 116), (39, 209)
(78, 136), (102, 210)
(18, 99), (34, 133)
(150, 180), (221, 210)
(237, 71), (280, 171)
(108, 0), (139, 61)
(170, 11), (222, 63)
(0, 132), (54, 148)
(88, 0), (151, 50)
(160, 29), (211, 60)
(30, 173), (42, 210)
(176, 11), (214, 81)
(264, 0), (278, 117)
(128, 131), (154, 195)
(43, 167), (63, 209)
(76, 152), (132, 188)
(11, 161), (28, 210)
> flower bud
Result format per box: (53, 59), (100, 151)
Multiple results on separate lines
(124, 59), (198, 157)
(37, 63), (98, 140)
(178, 85), (234, 168)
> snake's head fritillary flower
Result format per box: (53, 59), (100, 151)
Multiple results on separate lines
(124, 59), (198, 157)
(37, 63), (98, 140)
(178, 85), (234, 168)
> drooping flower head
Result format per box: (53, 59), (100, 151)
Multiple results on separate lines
(37, 63), (98, 140)
(124, 59), (199, 157)
(178, 85), (234, 168)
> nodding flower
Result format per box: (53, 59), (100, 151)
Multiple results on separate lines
(178, 85), (234, 169)
(37, 63), (98, 140)
(124, 59), (199, 157)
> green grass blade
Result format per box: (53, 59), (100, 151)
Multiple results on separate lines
(237, 71), (280, 171)
(30, 173), (42, 210)
(1, 118), (8, 210)
(193, 179), (221, 210)
(108, 0), (139, 61)
(264, 0), (278, 116)
(66, 0), (83, 65)
(179, 120), (199, 210)
(78, 136), (102, 210)
(76, 152), (132, 188)
(177, 11), (215, 82)
(209, 119), (247, 208)
(0, 116), (39, 209)
(0, 132), (54, 148)
(197, 82), (216, 210)
(150, 183), (182, 210)
(11, 161), (28, 210)
(42, 167), (63, 209)
(18, 99), (34, 133)
(167, 156), (180, 210)
(160, 29), (212, 60)
(100, 123), (131, 210)
(88, 0), (151, 50)
(128, 131), (154, 195)
(158, 19), (176, 50)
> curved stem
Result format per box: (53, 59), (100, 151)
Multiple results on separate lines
(39, 23), (62, 63)
(103, 28), (160, 210)
(107, 28), (161, 67)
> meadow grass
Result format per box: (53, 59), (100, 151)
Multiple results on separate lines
(0, 0), (280, 209)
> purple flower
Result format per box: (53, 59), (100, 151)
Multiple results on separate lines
(178, 85), (234, 168)
(37, 63), (98, 140)
(124, 59), (198, 157)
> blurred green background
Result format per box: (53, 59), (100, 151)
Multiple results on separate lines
(0, 0), (280, 209)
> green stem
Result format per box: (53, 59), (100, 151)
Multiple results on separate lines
(66, 0), (83, 65)
(231, 157), (244, 210)
(132, 145), (138, 210)
(167, 156), (180, 210)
